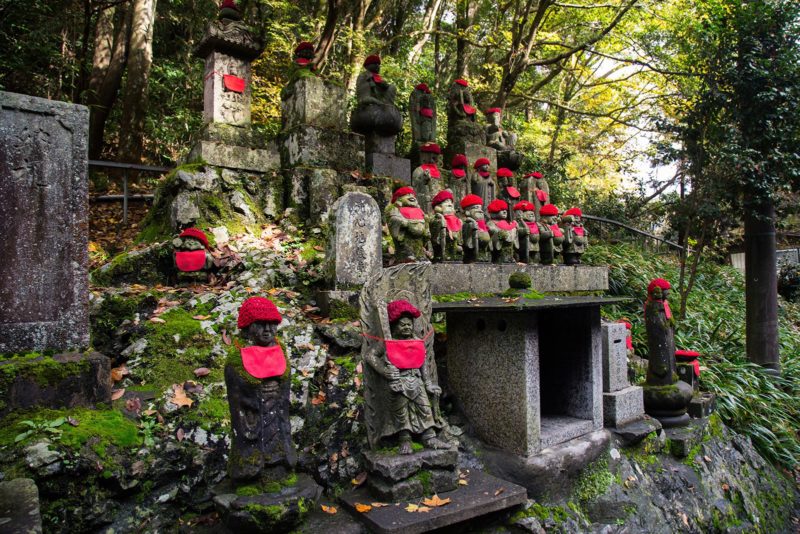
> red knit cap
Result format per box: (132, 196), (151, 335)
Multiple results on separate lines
(564, 207), (582, 217)
(364, 54), (381, 66)
(451, 154), (468, 167)
(420, 142), (441, 154)
(460, 194), (483, 209)
(454, 79), (469, 87)
(497, 167), (513, 178)
(238, 297), (282, 328)
(514, 200), (535, 211)
(675, 349), (701, 358)
(525, 171), (543, 179)
(387, 299), (421, 324)
(485, 107), (502, 114)
(391, 186), (416, 204)
(179, 227), (210, 249)
(474, 157), (490, 168)
(648, 278), (671, 293)
(539, 204), (559, 216)
(415, 83), (431, 93)
(431, 189), (454, 207)
(295, 41), (314, 53)
(220, 0), (239, 10)
(487, 199), (508, 213)
(617, 319), (632, 330)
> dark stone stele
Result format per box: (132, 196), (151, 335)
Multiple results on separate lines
(0, 352), (111, 419)
(340, 470), (527, 534)
(0, 91), (90, 353)
(0, 478), (42, 534)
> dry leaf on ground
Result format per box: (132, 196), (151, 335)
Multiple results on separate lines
(458, 479), (468, 486)
(351, 472), (367, 487)
(321, 505), (337, 514)
(422, 495), (451, 507)
(193, 367), (211, 377)
(355, 503), (372, 513)
(111, 365), (129, 382)
(370, 502), (389, 508)
(111, 389), (125, 400)
(170, 384), (194, 408)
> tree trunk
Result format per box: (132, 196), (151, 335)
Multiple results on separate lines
(407, 0), (443, 64)
(119, 0), (157, 163)
(314, 0), (342, 69)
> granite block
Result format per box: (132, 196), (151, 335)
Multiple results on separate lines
(281, 77), (347, 131)
(324, 193), (382, 290)
(279, 125), (364, 171)
(602, 322), (629, 393)
(284, 167), (340, 220)
(603, 386), (644, 427)
(187, 139), (279, 173)
(366, 152), (411, 182)
(430, 264), (608, 295)
(365, 134), (396, 155)
(609, 416), (662, 447)
(688, 392), (716, 418)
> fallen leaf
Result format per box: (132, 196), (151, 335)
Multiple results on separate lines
(149, 317), (166, 324)
(370, 502), (389, 508)
(417, 506), (432, 513)
(494, 488), (505, 496)
(194, 367), (211, 377)
(111, 365), (129, 382)
(681, 513), (689, 527)
(458, 479), (468, 486)
(192, 315), (211, 320)
(704, 455), (712, 462)
(405, 504), (419, 512)
(67, 417), (79, 427)
(355, 503), (372, 513)
(125, 397), (142, 414)
(422, 495), (451, 507)
(321, 505), (337, 514)
(351, 472), (367, 487)
(176, 428), (185, 441)
(222, 330), (232, 346)
(111, 389), (126, 400)
(170, 384), (194, 408)
(311, 392), (327, 405)
(722, 483), (730, 491)
(131, 460), (146, 476)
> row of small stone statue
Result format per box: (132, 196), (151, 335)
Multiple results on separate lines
(386, 185), (588, 265)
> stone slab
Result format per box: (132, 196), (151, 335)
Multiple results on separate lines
(366, 152), (411, 182)
(363, 449), (458, 481)
(279, 125), (364, 171)
(340, 470), (527, 534)
(325, 193), (382, 290)
(430, 264), (608, 295)
(196, 122), (273, 149)
(0, 91), (89, 353)
(603, 386), (645, 427)
(540, 416), (596, 449)
(368, 468), (458, 502)
(187, 139), (279, 173)
(665, 418), (708, 458)
(365, 134), (396, 155)
(0, 478), (42, 534)
(281, 77), (347, 131)
(688, 392), (716, 418)
(601, 322), (629, 392)
(202, 51), (254, 125)
(609, 415), (662, 447)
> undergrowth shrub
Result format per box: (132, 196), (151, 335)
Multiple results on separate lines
(584, 244), (800, 469)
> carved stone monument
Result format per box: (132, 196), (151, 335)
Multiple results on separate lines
(446, 79), (485, 157)
(460, 194), (491, 263)
(560, 207), (588, 265)
(429, 190), (463, 262)
(486, 199), (518, 264)
(386, 187), (431, 263)
(601, 322), (645, 427)
(0, 91), (89, 352)
(513, 200), (539, 263)
(324, 192), (382, 290)
(411, 142), (443, 213)
(484, 108), (523, 171)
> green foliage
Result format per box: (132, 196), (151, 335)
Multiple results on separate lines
(778, 263), (800, 302)
(14, 417), (67, 443)
(573, 457), (614, 503)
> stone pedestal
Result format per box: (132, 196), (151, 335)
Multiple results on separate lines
(279, 125), (364, 172)
(364, 133), (410, 182)
(430, 264), (608, 295)
(363, 449), (458, 501)
(0, 92), (89, 352)
(187, 124), (279, 173)
(281, 77), (347, 131)
(601, 322), (644, 426)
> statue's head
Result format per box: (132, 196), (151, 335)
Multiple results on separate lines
(497, 167), (513, 182)
(485, 108), (502, 127)
(431, 190), (455, 215)
(415, 83), (432, 94)
(461, 194), (485, 221)
(420, 142), (441, 164)
(451, 154), (468, 179)
(364, 54), (381, 73)
(388, 299), (421, 340)
(474, 158), (491, 178)
(219, 0), (242, 21)
(539, 204), (559, 224)
(238, 297), (282, 347)
(514, 201), (536, 221)
(647, 278), (671, 301)
(391, 186), (419, 208)
(176, 227), (210, 250)
(294, 41), (315, 65)
(453, 78), (469, 92)
(488, 199), (508, 221)
(564, 207), (582, 225)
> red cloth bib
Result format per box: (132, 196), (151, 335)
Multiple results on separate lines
(452, 168), (466, 178)
(536, 190), (548, 203)
(550, 224), (563, 238)
(399, 207), (426, 220)
(421, 163), (441, 178)
(175, 250), (207, 272)
(372, 73), (384, 83)
(240, 345), (287, 379)
(626, 337), (633, 351)
(478, 170), (491, 178)
(574, 226), (585, 237)
(463, 104), (476, 115)
(525, 221), (539, 234)
(444, 214), (463, 232)
(419, 108), (434, 119)
(495, 221), (516, 231)
(295, 58), (311, 66)
(505, 186), (521, 199)
(477, 220), (488, 232)
(385, 339), (426, 369)
(223, 74), (245, 93)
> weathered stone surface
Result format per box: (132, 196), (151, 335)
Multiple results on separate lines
(197, 122), (273, 148)
(676, 362), (699, 391)
(363, 449), (457, 481)
(279, 125), (364, 171)
(603, 386), (645, 427)
(0, 92), (89, 353)
(0, 352), (112, 418)
(187, 139), (279, 173)
(688, 392), (716, 418)
(601, 321), (629, 393)
(0, 478), (42, 534)
(171, 191), (203, 227)
(228, 190), (254, 220)
(609, 415), (662, 447)
(281, 77), (347, 131)
(284, 167), (341, 221)
(366, 152), (411, 182)
(430, 264), (608, 295)
(315, 290), (360, 318)
(176, 167), (217, 191)
(365, 134), (396, 155)
(325, 193), (382, 290)
(665, 418), (707, 458)
(368, 475), (424, 502)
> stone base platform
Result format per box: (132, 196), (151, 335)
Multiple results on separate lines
(689, 392), (716, 418)
(279, 125), (364, 171)
(540, 416), (595, 449)
(366, 152), (411, 182)
(363, 449), (458, 502)
(186, 123), (280, 173)
(340, 470), (526, 534)
(603, 386), (645, 427)
(430, 263), (608, 295)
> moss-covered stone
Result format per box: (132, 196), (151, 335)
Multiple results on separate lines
(90, 243), (174, 287)
(508, 271), (533, 289)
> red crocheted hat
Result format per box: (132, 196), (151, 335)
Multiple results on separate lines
(364, 54), (381, 66)
(387, 299), (421, 324)
(488, 199), (508, 213)
(675, 349), (701, 359)
(514, 200), (535, 211)
(485, 107), (502, 114)
(220, 0), (239, 10)
(454, 79), (469, 87)
(431, 190), (454, 207)
(238, 297), (282, 328)
(539, 204), (559, 216)
(294, 41), (314, 53)
(420, 142), (441, 154)
(525, 171), (544, 179)
(564, 207), (582, 217)
(497, 167), (513, 178)
(179, 227), (210, 249)
(415, 83), (431, 93)
(451, 154), (468, 167)
(391, 186), (416, 204)
(460, 194), (483, 209)
(474, 157), (490, 168)
(648, 278), (672, 293)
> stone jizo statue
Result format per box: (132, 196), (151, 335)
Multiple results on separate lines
(471, 157), (495, 207)
(487, 199), (518, 264)
(219, 0), (242, 20)
(460, 194), (491, 263)
(560, 207), (588, 265)
(514, 201), (539, 264)
(386, 186), (431, 263)
(350, 54), (402, 137)
(496, 167), (520, 221)
(412, 142), (444, 213)
(484, 108), (523, 170)
(173, 227), (214, 273)
(446, 78), (486, 146)
(537, 204), (559, 265)
(429, 190), (463, 262)
(409, 83), (437, 144)
(448, 153), (469, 204)
(226, 297), (296, 480)
(362, 299), (451, 454)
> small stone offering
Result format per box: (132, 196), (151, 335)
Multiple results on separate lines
(514, 200), (539, 263)
(460, 194), (491, 263)
(486, 199), (518, 264)
(537, 204), (561, 265)
(411, 142), (444, 213)
(386, 186), (431, 263)
(429, 190), (463, 262)
(560, 207), (588, 265)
